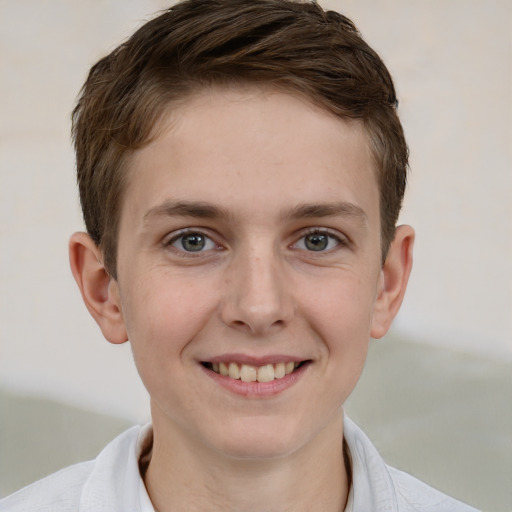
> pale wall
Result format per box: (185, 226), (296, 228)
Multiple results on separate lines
(331, 0), (512, 358)
(1, 0), (511, 421)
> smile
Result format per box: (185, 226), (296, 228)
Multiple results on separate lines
(202, 361), (306, 383)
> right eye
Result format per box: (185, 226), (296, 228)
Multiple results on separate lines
(168, 231), (218, 253)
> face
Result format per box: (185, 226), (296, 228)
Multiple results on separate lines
(114, 87), (385, 459)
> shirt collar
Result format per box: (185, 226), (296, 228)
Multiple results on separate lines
(80, 416), (398, 512)
(343, 414), (398, 512)
(79, 424), (154, 512)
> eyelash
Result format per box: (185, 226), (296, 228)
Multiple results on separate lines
(164, 229), (221, 256)
(292, 228), (346, 253)
(164, 227), (347, 256)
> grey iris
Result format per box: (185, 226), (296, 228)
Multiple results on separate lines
(181, 233), (205, 251)
(305, 233), (328, 251)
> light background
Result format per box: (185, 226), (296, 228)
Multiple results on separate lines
(0, 1), (511, 508)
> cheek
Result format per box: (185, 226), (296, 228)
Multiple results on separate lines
(121, 272), (219, 359)
(301, 272), (378, 339)
(300, 274), (375, 397)
(122, 278), (219, 407)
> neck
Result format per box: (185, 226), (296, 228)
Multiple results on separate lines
(143, 409), (349, 512)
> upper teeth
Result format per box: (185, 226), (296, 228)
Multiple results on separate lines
(212, 361), (299, 383)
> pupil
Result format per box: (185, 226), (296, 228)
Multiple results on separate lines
(181, 234), (205, 251)
(305, 233), (328, 251)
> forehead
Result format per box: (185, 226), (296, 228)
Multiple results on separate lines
(123, 86), (379, 226)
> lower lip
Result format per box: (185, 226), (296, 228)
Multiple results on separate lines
(200, 362), (310, 398)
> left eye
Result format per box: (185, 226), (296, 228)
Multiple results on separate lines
(170, 232), (217, 252)
(294, 231), (340, 252)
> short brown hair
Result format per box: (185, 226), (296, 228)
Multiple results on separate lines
(72, 0), (408, 278)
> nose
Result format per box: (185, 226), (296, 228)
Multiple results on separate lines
(220, 245), (295, 336)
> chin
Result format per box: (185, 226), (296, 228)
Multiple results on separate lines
(217, 438), (297, 461)
(209, 417), (310, 461)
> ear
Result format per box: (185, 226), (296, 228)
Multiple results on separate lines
(370, 225), (414, 339)
(69, 232), (128, 344)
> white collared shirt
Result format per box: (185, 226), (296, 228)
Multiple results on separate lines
(0, 417), (480, 512)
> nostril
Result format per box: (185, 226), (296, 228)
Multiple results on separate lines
(221, 294), (294, 335)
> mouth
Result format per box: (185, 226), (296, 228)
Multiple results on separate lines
(201, 360), (310, 383)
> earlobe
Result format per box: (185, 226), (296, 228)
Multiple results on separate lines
(69, 232), (128, 344)
(370, 225), (414, 339)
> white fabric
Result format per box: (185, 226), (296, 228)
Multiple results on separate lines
(342, 417), (479, 512)
(0, 417), (480, 512)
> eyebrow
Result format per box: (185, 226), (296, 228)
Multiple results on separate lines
(144, 201), (231, 223)
(287, 202), (368, 225)
(144, 200), (367, 225)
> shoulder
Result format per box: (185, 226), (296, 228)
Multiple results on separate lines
(387, 466), (480, 512)
(343, 415), (480, 512)
(0, 461), (94, 512)
(0, 425), (145, 512)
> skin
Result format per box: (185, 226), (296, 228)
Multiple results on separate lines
(70, 86), (414, 512)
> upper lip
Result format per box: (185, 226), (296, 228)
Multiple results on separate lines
(202, 353), (308, 366)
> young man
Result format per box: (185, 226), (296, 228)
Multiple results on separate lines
(0, 1), (479, 510)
